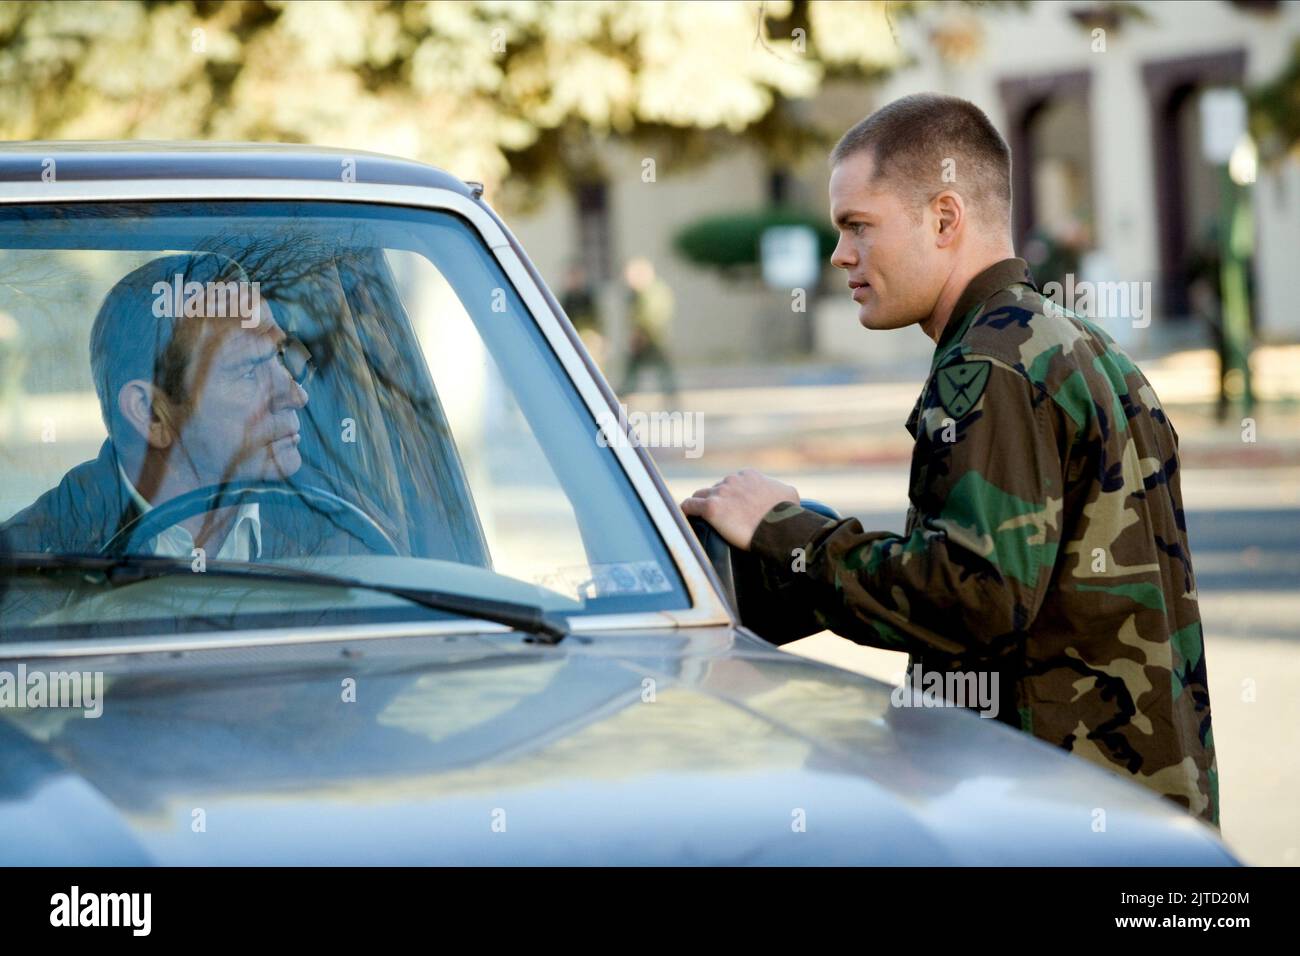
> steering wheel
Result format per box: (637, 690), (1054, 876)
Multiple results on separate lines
(688, 499), (841, 647)
(99, 479), (401, 558)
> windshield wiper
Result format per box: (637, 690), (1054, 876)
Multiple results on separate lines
(0, 551), (570, 645)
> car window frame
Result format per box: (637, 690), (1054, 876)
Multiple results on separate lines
(0, 172), (733, 655)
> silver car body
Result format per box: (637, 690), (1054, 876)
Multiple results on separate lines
(0, 144), (1237, 865)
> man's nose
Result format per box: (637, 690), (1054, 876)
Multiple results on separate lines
(271, 360), (309, 409)
(830, 234), (855, 270)
(286, 379), (309, 409)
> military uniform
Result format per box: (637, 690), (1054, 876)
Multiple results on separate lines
(750, 258), (1220, 828)
(620, 278), (678, 397)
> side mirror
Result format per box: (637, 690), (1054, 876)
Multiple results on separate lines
(685, 514), (737, 612)
(689, 499), (841, 645)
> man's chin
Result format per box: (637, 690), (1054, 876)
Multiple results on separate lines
(264, 439), (303, 478)
(857, 307), (892, 330)
(857, 306), (915, 332)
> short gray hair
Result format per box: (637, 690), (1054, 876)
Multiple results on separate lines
(89, 251), (250, 442)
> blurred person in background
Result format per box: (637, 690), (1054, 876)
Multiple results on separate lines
(559, 261), (607, 369)
(619, 256), (677, 402)
(1022, 219), (1085, 296)
(1186, 225), (1259, 423)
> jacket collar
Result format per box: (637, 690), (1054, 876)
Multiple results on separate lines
(115, 461), (263, 559)
(932, 257), (1037, 357)
(906, 258), (1036, 439)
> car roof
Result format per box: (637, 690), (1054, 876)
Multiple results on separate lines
(0, 141), (478, 197)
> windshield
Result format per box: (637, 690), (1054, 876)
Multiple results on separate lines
(0, 200), (689, 643)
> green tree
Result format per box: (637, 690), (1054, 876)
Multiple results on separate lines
(1249, 38), (1300, 165)
(0, 0), (916, 210)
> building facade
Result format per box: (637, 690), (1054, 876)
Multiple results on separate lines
(509, 1), (1300, 374)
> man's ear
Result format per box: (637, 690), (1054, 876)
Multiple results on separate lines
(932, 190), (964, 248)
(117, 380), (175, 449)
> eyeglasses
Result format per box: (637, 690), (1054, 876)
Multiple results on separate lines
(277, 337), (316, 387)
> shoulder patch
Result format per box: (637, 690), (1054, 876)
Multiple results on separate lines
(935, 360), (991, 420)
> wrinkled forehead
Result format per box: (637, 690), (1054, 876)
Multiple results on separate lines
(187, 300), (286, 364)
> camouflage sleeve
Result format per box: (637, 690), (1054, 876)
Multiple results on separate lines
(749, 354), (1065, 665)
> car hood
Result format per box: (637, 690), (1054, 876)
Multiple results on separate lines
(0, 626), (1236, 865)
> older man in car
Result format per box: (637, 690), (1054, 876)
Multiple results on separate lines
(0, 251), (369, 562)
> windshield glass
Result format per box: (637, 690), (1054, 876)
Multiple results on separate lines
(0, 200), (689, 642)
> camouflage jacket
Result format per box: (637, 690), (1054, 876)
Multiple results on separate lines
(750, 258), (1219, 828)
(628, 279), (674, 339)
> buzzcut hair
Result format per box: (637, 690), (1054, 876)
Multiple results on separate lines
(89, 251), (250, 444)
(831, 93), (1012, 227)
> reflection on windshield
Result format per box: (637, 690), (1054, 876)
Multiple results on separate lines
(1, 230), (487, 629)
(0, 203), (687, 641)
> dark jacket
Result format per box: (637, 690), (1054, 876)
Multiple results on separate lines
(1, 439), (382, 555)
(1, 439), (390, 629)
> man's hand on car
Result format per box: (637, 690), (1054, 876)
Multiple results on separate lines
(680, 468), (799, 551)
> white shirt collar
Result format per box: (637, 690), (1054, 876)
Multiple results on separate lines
(117, 463), (263, 561)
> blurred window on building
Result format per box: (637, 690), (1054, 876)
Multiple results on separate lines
(575, 181), (611, 283)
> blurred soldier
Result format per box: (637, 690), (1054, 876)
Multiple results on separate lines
(681, 94), (1219, 829)
(1186, 232), (1231, 422)
(1187, 225), (1259, 424)
(559, 261), (607, 368)
(559, 262), (598, 333)
(619, 256), (677, 401)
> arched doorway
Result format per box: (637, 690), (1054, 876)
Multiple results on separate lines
(998, 71), (1095, 292)
(1141, 50), (1247, 323)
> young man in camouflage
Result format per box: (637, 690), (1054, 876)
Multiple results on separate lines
(681, 93), (1219, 828)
